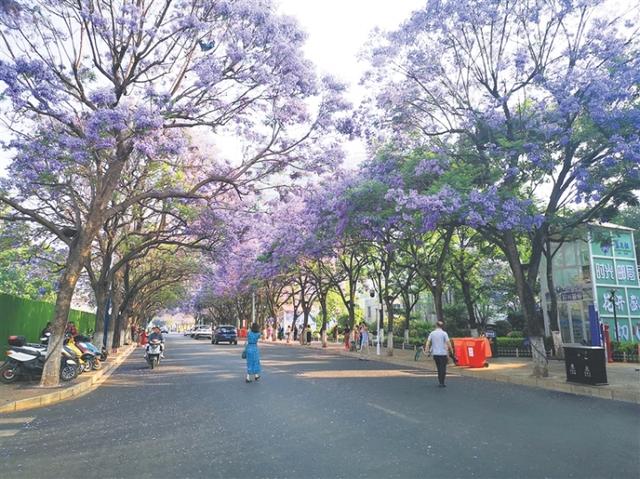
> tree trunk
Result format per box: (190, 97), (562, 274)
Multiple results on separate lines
(38, 142), (128, 387)
(300, 308), (310, 345)
(40, 242), (87, 387)
(123, 315), (133, 344)
(545, 241), (559, 331)
(402, 295), (411, 344)
(385, 300), (394, 356)
(503, 235), (548, 377)
(432, 284), (445, 323)
(460, 278), (478, 329)
(110, 269), (125, 350)
(92, 284), (109, 349)
(347, 299), (355, 328)
(319, 296), (328, 348)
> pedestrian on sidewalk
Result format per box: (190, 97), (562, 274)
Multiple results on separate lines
(343, 326), (351, 350)
(286, 325), (291, 343)
(358, 323), (370, 360)
(306, 325), (312, 344)
(138, 328), (147, 347)
(245, 322), (262, 383)
(424, 321), (454, 387)
(350, 326), (359, 352)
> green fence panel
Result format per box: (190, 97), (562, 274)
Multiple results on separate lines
(0, 292), (96, 344)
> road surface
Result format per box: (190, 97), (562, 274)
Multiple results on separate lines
(1, 335), (638, 478)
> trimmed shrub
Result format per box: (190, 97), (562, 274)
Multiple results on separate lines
(495, 337), (526, 348)
(612, 341), (639, 355)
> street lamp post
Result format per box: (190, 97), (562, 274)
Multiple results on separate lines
(609, 289), (619, 342)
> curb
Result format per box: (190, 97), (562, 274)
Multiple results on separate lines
(0, 344), (136, 414)
(272, 342), (640, 405)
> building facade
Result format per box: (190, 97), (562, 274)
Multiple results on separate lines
(541, 223), (639, 344)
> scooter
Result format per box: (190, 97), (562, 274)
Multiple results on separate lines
(75, 335), (107, 361)
(63, 336), (94, 373)
(74, 339), (102, 371)
(145, 339), (162, 369)
(0, 335), (78, 383)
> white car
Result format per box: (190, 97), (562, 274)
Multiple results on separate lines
(191, 325), (212, 340)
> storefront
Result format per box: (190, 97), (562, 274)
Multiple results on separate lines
(541, 223), (639, 344)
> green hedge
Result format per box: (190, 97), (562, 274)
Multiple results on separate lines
(0, 292), (96, 344)
(495, 337), (526, 348)
(612, 341), (639, 354)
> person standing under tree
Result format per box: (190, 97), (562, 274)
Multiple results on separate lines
(343, 326), (351, 350)
(245, 322), (262, 383)
(358, 323), (370, 360)
(424, 321), (454, 387)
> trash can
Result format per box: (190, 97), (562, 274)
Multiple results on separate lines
(464, 338), (492, 368)
(563, 344), (608, 385)
(452, 338), (469, 367)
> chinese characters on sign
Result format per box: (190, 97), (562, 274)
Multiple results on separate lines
(595, 262), (615, 281)
(591, 228), (639, 343)
(601, 292), (625, 314)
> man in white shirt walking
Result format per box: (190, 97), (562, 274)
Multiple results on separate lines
(425, 321), (454, 387)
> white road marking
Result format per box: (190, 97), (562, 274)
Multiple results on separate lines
(0, 417), (35, 425)
(366, 402), (424, 424)
(0, 417), (35, 438)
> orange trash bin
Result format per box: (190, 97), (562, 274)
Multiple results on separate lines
(453, 338), (470, 367)
(464, 337), (492, 368)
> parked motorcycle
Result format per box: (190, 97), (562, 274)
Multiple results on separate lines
(63, 336), (96, 373)
(75, 335), (108, 361)
(145, 339), (162, 369)
(74, 338), (102, 371)
(0, 335), (78, 383)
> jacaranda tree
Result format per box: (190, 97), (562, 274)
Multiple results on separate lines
(364, 0), (640, 375)
(0, 0), (346, 386)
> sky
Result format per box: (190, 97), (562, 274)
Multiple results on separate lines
(276, 0), (426, 165)
(277, 0), (423, 84)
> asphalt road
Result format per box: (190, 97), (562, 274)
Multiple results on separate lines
(1, 335), (638, 479)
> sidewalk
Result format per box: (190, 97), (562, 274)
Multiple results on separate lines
(0, 344), (136, 414)
(273, 340), (640, 404)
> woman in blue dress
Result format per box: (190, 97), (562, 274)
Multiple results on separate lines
(245, 322), (262, 382)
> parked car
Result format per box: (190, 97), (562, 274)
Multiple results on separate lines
(160, 327), (169, 334)
(184, 327), (195, 336)
(212, 325), (238, 345)
(191, 325), (212, 340)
